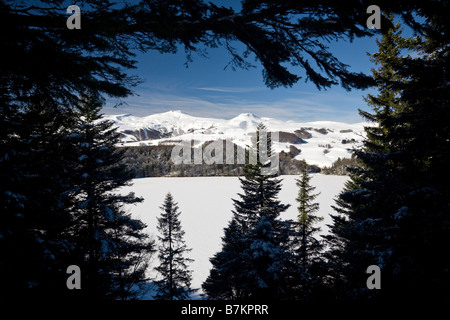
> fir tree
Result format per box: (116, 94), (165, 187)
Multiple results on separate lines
(68, 92), (154, 300)
(292, 160), (324, 298)
(154, 193), (195, 300)
(0, 100), (77, 300)
(323, 20), (412, 300)
(202, 219), (248, 299)
(203, 124), (292, 299)
(325, 18), (450, 300)
(383, 20), (450, 301)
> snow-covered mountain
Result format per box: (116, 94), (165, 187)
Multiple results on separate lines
(103, 110), (369, 167)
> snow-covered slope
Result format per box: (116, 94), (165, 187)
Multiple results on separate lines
(103, 110), (370, 167)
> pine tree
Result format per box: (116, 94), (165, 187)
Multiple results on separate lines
(0, 100), (77, 300)
(202, 219), (248, 299)
(325, 18), (450, 300)
(107, 205), (155, 300)
(323, 20), (411, 300)
(203, 124), (292, 299)
(383, 20), (450, 301)
(154, 193), (195, 300)
(292, 160), (324, 298)
(68, 92), (154, 300)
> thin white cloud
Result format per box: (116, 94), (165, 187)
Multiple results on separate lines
(195, 86), (264, 93)
(104, 90), (366, 123)
(103, 80), (372, 123)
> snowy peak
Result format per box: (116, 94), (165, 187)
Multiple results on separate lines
(227, 113), (262, 131)
(106, 113), (132, 122)
(103, 110), (369, 167)
(154, 110), (190, 119)
(166, 109), (185, 114)
(233, 112), (259, 120)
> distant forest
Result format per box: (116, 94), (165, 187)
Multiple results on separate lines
(120, 144), (358, 178)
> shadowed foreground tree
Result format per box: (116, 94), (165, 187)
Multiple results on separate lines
(68, 92), (154, 300)
(324, 19), (450, 301)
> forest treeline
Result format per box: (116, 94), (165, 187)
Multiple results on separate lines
(120, 144), (323, 178)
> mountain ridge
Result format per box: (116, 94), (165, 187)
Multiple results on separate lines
(102, 110), (369, 167)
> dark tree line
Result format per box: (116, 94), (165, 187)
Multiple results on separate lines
(118, 144), (320, 178)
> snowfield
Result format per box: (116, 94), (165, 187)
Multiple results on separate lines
(121, 174), (348, 299)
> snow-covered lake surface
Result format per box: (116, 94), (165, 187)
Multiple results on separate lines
(121, 174), (348, 298)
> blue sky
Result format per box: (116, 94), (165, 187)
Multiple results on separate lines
(103, 3), (381, 123)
